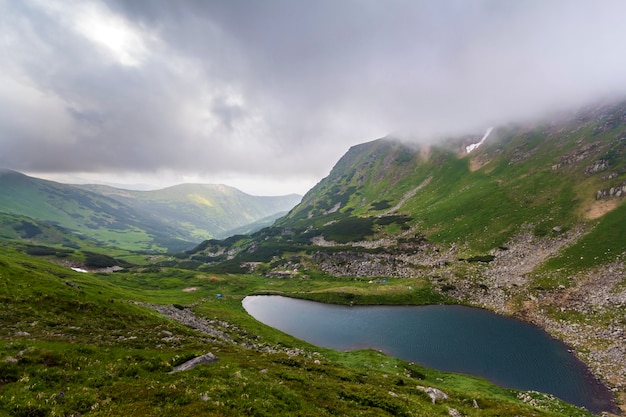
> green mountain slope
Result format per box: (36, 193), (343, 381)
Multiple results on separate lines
(0, 212), (90, 248)
(280, 102), (626, 257)
(0, 171), (301, 252)
(0, 170), (190, 252)
(184, 100), (626, 409)
(79, 183), (301, 242)
(193, 99), (626, 270)
(189, 100), (626, 268)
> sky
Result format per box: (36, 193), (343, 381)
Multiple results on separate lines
(2, 0), (626, 195)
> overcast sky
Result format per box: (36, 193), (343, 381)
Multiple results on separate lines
(2, 0), (626, 195)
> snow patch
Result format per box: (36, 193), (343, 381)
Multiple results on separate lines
(466, 127), (493, 153)
(71, 267), (88, 273)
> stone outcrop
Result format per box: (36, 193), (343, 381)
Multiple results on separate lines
(596, 181), (626, 199)
(137, 301), (319, 359)
(551, 142), (600, 171)
(312, 251), (418, 278)
(416, 386), (448, 404)
(136, 302), (235, 344)
(170, 353), (219, 373)
(585, 158), (610, 174)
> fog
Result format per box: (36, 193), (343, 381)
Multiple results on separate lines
(2, 0), (626, 194)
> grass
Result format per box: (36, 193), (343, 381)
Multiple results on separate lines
(543, 201), (626, 271)
(0, 248), (596, 416)
(290, 278), (453, 306)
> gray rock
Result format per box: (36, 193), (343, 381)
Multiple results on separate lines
(448, 407), (463, 417)
(170, 353), (219, 373)
(65, 281), (82, 289)
(596, 181), (626, 199)
(416, 385), (448, 404)
(585, 159), (609, 174)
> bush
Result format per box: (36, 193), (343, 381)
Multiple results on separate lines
(0, 362), (20, 384)
(84, 253), (117, 268)
(465, 255), (495, 263)
(322, 217), (376, 243)
(25, 246), (57, 256)
(370, 200), (392, 210)
(340, 388), (407, 416)
(15, 221), (42, 238)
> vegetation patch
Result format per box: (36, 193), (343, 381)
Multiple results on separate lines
(84, 252), (118, 268)
(320, 217), (376, 243)
(370, 200), (392, 210)
(544, 202), (626, 270)
(463, 255), (496, 263)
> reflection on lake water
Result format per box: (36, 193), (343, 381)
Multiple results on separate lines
(243, 295), (617, 414)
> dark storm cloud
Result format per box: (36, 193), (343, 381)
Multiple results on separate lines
(2, 0), (626, 192)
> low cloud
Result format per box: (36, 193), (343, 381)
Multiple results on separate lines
(2, 0), (626, 193)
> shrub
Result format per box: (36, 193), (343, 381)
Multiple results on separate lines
(0, 362), (20, 384)
(370, 200), (392, 210)
(465, 255), (495, 263)
(84, 253), (117, 268)
(321, 217), (376, 243)
(14, 221), (42, 238)
(25, 246), (57, 256)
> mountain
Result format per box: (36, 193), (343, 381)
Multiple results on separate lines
(0, 170), (301, 252)
(279, 107), (625, 254)
(195, 99), (626, 262)
(77, 183), (301, 243)
(0, 211), (96, 248)
(0, 170), (184, 252)
(2, 100), (625, 414)
(186, 99), (626, 401)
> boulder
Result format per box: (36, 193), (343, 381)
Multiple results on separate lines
(416, 385), (448, 404)
(170, 353), (219, 373)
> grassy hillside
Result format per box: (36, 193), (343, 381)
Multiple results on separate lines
(0, 248), (595, 416)
(184, 98), (626, 272)
(80, 183), (301, 242)
(189, 98), (626, 272)
(278, 102), (626, 260)
(0, 171), (301, 253)
(0, 170), (190, 252)
(0, 212), (93, 249)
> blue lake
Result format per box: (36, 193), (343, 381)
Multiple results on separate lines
(242, 295), (617, 414)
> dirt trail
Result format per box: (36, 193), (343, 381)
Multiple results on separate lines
(380, 176), (432, 216)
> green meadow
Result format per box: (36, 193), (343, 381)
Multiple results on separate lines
(0, 248), (595, 416)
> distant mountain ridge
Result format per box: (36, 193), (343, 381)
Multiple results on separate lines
(77, 183), (301, 244)
(0, 170), (301, 252)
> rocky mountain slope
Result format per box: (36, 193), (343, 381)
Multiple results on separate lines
(187, 99), (626, 411)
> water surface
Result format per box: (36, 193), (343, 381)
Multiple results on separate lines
(243, 295), (617, 414)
